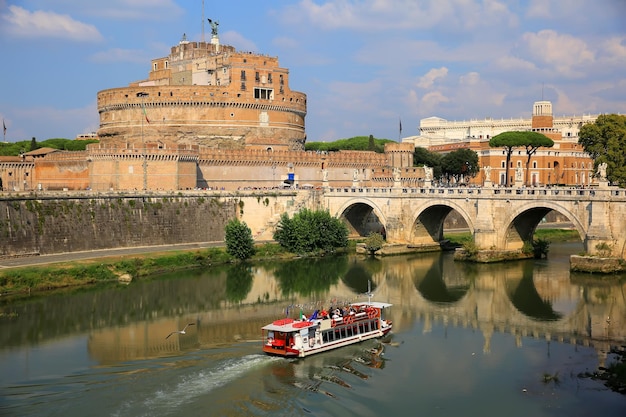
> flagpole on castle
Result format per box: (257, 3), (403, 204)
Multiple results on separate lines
(3, 119), (6, 143)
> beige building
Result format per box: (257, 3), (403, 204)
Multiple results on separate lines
(404, 101), (597, 187)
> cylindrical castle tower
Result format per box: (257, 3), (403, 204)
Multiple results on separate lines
(96, 34), (307, 151)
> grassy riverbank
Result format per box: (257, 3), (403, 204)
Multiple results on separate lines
(444, 228), (581, 247)
(0, 242), (358, 299)
(0, 243), (281, 298)
(0, 230), (580, 299)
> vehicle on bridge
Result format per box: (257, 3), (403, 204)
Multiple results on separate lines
(262, 301), (393, 358)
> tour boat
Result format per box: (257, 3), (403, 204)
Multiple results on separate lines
(262, 301), (393, 358)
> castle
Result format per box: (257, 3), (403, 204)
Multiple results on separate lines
(0, 30), (417, 192)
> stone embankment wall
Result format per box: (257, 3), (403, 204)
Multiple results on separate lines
(0, 191), (308, 258)
(0, 194), (236, 257)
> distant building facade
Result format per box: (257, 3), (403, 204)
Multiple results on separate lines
(404, 101), (597, 187)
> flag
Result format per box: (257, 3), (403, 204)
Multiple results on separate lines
(308, 310), (319, 321)
(143, 106), (150, 124)
(3, 119), (6, 136)
(399, 118), (402, 134)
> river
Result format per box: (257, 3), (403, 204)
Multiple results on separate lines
(1, 242), (624, 416)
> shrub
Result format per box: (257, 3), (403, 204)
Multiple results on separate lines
(364, 232), (385, 254)
(225, 219), (255, 261)
(273, 209), (348, 255)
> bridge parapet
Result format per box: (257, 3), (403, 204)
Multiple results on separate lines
(322, 185), (626, 261)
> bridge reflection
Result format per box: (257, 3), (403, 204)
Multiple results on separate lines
(80, 252), (626, 366)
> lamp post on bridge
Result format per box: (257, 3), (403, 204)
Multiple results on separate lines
(137, 92), (149, 191)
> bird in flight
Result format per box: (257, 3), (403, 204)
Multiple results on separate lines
(165, 323), (196, 339)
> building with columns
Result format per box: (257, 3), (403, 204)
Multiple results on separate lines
(404, 101), (597, 187)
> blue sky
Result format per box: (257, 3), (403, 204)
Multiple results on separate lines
(1, 0), (625, 143)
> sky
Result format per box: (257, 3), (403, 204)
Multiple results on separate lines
(1, 0), (625, 144)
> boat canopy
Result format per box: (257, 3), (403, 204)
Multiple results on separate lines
(350, 301), (392, 309)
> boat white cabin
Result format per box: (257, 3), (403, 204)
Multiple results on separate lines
(262, 301), (393, 358)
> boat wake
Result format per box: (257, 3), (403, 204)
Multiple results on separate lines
(113, 354), (280, 417)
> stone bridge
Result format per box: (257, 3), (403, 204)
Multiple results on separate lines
(321, 185), (626, 259)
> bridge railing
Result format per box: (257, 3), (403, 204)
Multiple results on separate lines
(325, 185), (626, 200)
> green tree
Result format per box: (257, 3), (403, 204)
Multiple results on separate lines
(413, 147), (443, 179)
(273, 209), (348, 254)
(489, 131), (553, 186)
(364, 232), (385, 255)
(368, 134), (376, 151)
(440, 148), (479, 184)
(224, 219), (255, 260)
(578, 114), (626, 187)
(519, 132), (554, 185)
(29, 137), (38, 152)
(305, 136), (395, 153)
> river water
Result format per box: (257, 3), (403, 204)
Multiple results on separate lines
(1, 242), (625, 416)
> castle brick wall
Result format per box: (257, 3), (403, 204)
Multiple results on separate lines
(97, 85), (307, 150)
(34, 151), (90, 191)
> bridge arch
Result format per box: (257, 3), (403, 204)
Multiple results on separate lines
(333, 198), (387, 238)
(499, 201), (585, 250)
(409, 199), (475, 246)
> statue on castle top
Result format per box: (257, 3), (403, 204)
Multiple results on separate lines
(208, 18), (219, 36)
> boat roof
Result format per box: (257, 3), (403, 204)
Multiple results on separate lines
(350, 301), (392, 309)
(262, 319), (317, 332)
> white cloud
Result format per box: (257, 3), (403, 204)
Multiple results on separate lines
(417, 67), (448, 89)
(283, 0), (517, 32)
(521, 30), (594, 77)
(421, 91), (449, 108)
(1, 5), (103, 42)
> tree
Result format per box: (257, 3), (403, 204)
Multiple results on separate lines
(521, 132), (553, 186)
(364, 232), (385, 255)
(30, 137), (38, 152)
(273, 209), (348, 254)
(578, 114), (626, 187)
(440, 148), (479, 184)
(368, 134), (376, 151)
(224, 219), (255, 260)
(413, 147), (443, 179)
(489, 131), (553, 186)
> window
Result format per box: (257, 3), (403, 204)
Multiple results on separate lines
(240, 70), (246, 81)
(532, 161), (537, 169)
(254, 88), (273, 100)
(501, 161), (505, 168)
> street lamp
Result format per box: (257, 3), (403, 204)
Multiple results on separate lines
(137, 92), (149, 191)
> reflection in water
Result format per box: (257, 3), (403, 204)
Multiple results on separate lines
(1, 244), (626, 416)
(508, 262), (563, 321)
(226, 264), (254, 302)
